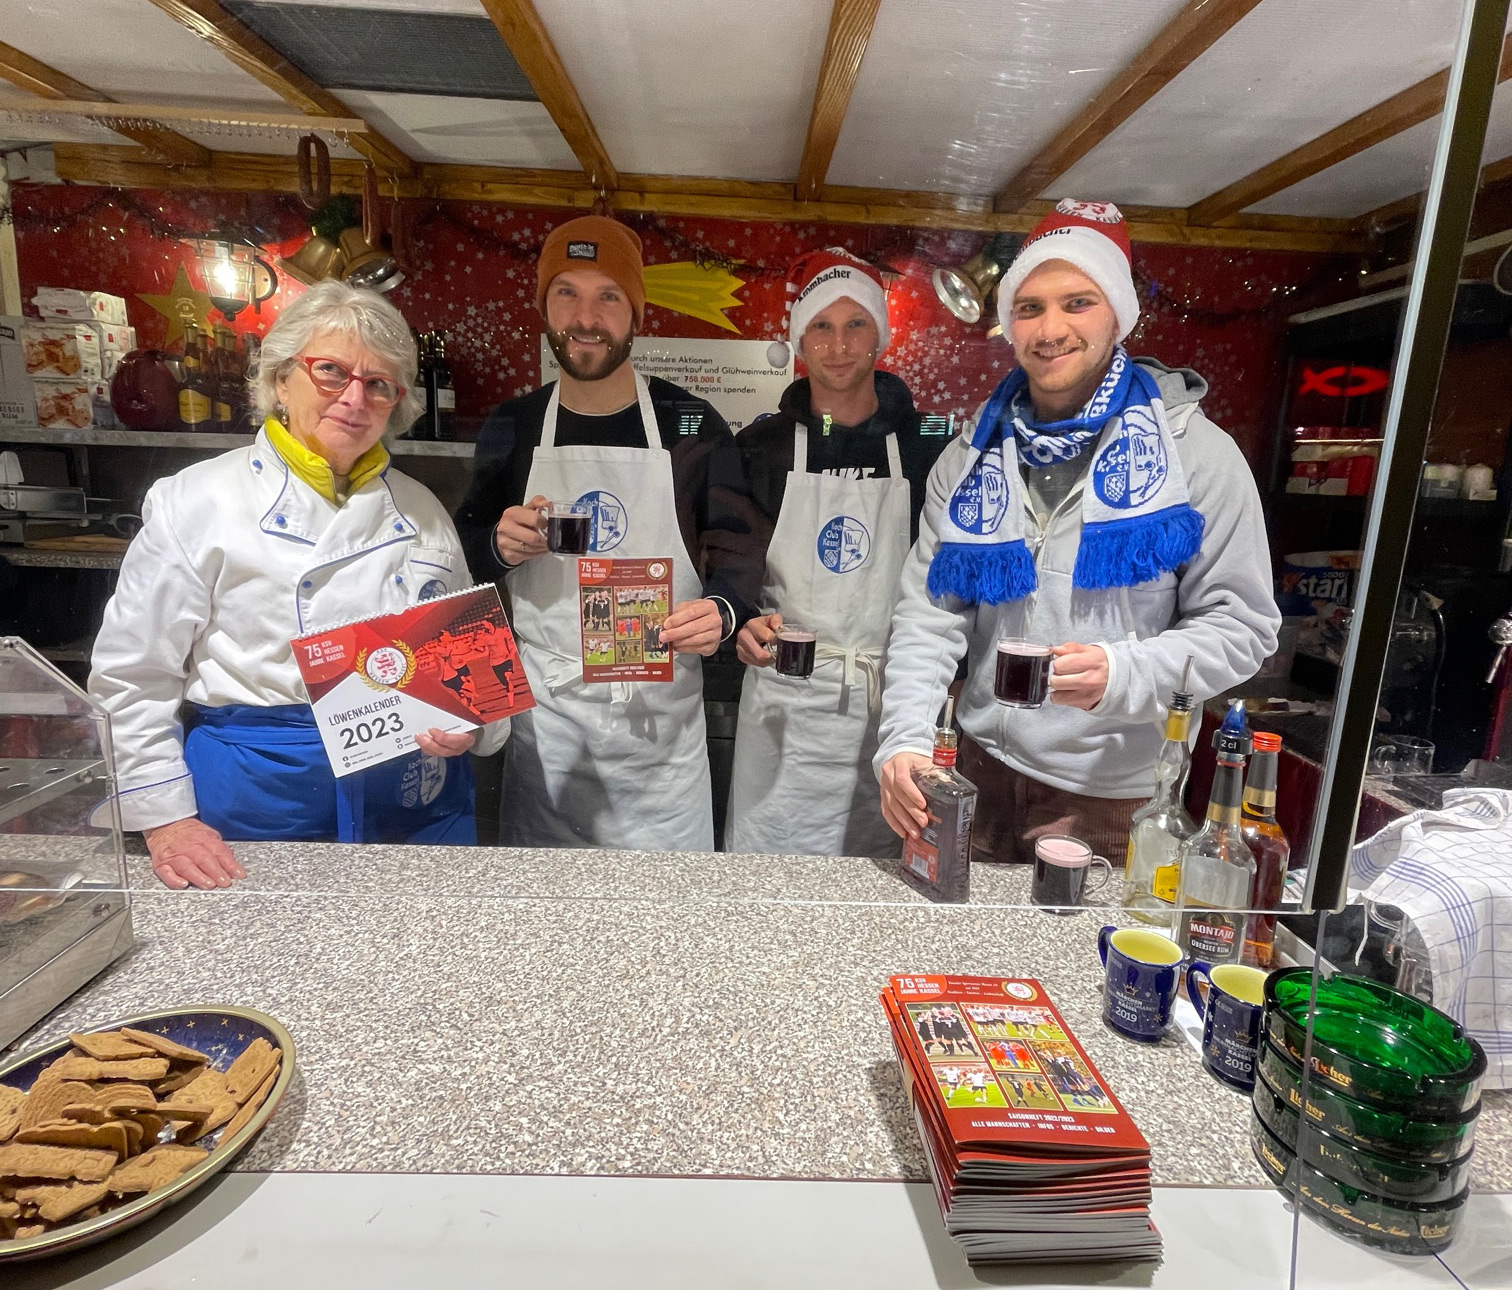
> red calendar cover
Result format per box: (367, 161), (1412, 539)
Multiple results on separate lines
(291, 585), (534, 777)
(578, 556), (674, 683)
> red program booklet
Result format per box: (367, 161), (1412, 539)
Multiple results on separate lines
(578, 556), (674, 683)
(291, 584), (534, 777)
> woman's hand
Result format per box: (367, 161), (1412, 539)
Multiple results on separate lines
(416, 728), (476, 758)
(736, 612), (781, 667)
(660, 598), (724, 657)
(143, 817), (245, 891)
(494, 493), (549, 566)
(880, 752), (935, 840)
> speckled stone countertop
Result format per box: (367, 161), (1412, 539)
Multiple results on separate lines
(6, 843), (1509, 1191)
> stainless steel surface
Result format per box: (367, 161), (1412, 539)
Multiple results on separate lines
(0, 756), (105, 826)
(0, 900), (131, 1050)
(0, 483), (87, 516)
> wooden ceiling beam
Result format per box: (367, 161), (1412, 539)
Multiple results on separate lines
(476, 0), (618, 191)
(1190, 31), (1512, 226)
(795, 0), (882, 200)
(994, 0), (1263, 213)
(142, 0), (416, 178)
(45, 143), (1371, 253)
(0, 39), (209, 165)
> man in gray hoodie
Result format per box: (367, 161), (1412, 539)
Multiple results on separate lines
(876, 199), (1280, 865)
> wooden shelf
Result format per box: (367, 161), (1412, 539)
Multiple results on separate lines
(0, 426), (475, 458)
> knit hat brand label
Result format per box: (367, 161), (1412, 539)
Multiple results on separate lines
(566, 241), (598, 260)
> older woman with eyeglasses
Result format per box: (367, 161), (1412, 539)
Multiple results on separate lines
(89, 281), (509, 889)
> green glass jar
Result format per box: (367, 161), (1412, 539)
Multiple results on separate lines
(1264, 969), (1485, 1116)
(1251, 1079), (1472, 1203)
(1256, 1040), (1479, 1165)
(1249, 1115), (1468, 1257)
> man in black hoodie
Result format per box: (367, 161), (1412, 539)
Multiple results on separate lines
(725, 248), (950, 856)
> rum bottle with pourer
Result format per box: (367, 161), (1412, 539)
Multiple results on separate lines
(1121, 659), (1197, 928)
(1240, 731), (1290, 968)
(901, 696), (977, 904)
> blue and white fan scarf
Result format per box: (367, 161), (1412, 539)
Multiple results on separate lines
(927, 349), (1204, 604)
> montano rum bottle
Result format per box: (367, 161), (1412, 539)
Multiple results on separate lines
(1121, 679), (1197, 927)
(902, 697), (977, 904)
(1175, 700), (1255, 966)
(1240, 731), (1290, 968)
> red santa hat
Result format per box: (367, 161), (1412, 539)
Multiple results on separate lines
(996, 199), (1139, 341)
(786, 247), (891, 352)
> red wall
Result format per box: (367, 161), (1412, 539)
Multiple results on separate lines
(10, 184), (1355, 467)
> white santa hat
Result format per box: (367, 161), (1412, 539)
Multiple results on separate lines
(996, 198), (1140, 342)
(786, 247), (891, 352)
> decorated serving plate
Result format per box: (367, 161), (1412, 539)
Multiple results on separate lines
(0, 1006), (294, 1263)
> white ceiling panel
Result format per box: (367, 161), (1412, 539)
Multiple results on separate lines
(246, 0), (487, 11)
(1053, 0), (1488, 211)
(531, 0), (831, 180)
(334, 90), (578, 167)
(5, 0), (289, 110)
(1248, 80), (1512, 218)
(827, 0), (1192, 194)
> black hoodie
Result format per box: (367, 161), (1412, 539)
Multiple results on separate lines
(735, 370), (950, 546)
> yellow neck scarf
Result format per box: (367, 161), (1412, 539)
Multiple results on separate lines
(264, 417), (389, 504)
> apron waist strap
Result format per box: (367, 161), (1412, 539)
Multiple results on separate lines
(814, 644), (883, 711)
(188, 702), (319, 739)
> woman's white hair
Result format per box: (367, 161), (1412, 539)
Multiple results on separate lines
(250, 280), (422, 432)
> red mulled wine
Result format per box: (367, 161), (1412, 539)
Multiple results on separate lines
(995, 639), (1052, 708)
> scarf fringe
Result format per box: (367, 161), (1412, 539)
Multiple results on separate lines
(927, 540), (1039, 604)
(1073, 504), (1205, 591)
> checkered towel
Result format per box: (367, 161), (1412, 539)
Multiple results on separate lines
(1352, 787), (1512, 1089)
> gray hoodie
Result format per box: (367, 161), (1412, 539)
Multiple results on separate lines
(874, 360), (1281, 799)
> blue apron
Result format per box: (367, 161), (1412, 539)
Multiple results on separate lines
(184, 703), (475, 844)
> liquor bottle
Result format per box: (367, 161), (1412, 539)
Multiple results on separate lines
(427, 330), (456, 441)
(211, 325), (238, 433)
(1240, 731), (1291, 968)
(1174, 700), (1255, 966)
(1121, 677), (1198, 927)
(407, 331), (434, 440)
(177, 324), (213, 433)
(901, 697), (977, 904)
(238, 333), (261, 433)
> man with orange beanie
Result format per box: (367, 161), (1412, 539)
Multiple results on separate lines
(456, 215), (760, 851)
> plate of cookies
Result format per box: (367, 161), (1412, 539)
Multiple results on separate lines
(0, 1006), (294, 1262)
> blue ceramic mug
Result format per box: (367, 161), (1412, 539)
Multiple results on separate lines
(1098, 925), (1184, 1043)
(1186, 961), (1268, 1092)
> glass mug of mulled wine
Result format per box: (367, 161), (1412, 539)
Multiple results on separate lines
(995, 638), (1053, 708)
(1031, 835), (1113, 914)
(544, 500), (593, 554)
(767, 623), (817, 678)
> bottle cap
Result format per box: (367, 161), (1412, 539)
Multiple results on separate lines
(1253, 731), (1282, 753)
(1213, 698), (1253, 759)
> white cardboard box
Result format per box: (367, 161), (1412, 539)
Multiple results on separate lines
(0, 319), (38, 429)
(30, 378), (94, 429)
(30, 289), (130, 326)
(2, 316), (106, 380)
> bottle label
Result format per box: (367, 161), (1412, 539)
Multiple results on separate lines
(214, 401), (232, 423)
(1184, 910), (1241, 963)
(179, 389), (211, 424)
(437, 388), (456, 410)
(1152, 862), (1180, 904)
(903, 826), (940, 885)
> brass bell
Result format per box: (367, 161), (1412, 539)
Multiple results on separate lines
(932, 233), (1023, 324)
(337, 227), (404, 294)
(278, 235), (345, 287)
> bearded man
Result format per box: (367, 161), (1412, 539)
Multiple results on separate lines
(455, 215), (760, 850)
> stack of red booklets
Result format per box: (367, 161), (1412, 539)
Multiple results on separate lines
(880, 974), (1160, 1264)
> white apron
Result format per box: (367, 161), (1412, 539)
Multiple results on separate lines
(727, 423), (911, 856)
(500, 372), (713, 850)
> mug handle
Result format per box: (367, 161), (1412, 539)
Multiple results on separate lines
(1084, 855), (1114, 898)
(1098, 925), (1115, 968)
(1186, 960), (1214, 1019)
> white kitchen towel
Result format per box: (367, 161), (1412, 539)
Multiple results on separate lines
(1351, 786), (1512, 1089)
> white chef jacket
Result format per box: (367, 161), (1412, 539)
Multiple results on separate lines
(89, 428), (509, 832)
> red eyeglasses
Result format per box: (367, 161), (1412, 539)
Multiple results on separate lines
(295, 356), (406, 408)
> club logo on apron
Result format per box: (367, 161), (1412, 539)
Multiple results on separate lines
(400, 753), (447, 808)
(418, 578), (448, 601)
(817, 516), (871, 574)
(1092, 406), (1167, 509)
(574, 489), (627, 552)
(950, 456), (1009, 534)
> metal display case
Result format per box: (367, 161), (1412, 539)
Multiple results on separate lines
(0, 635), (131, 1049)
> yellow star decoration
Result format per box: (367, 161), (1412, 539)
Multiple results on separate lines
(138, 262), (215, 347)
(643, 261), (746, 334)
